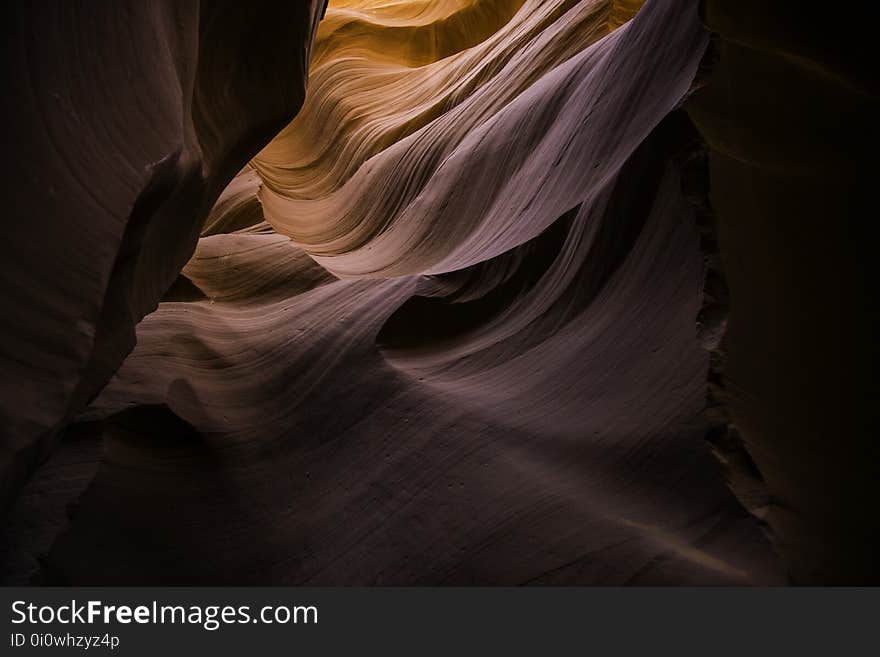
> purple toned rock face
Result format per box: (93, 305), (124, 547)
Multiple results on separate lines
(0, 0), (325, 512)
(0, 0), (876, 585)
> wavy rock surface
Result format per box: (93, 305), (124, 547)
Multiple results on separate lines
(0, 0), (325, 513)
(1, 0), (825, 584)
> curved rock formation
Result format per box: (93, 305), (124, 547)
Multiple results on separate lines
(0, 0), (325, 512)
(2, 0), (874, 584)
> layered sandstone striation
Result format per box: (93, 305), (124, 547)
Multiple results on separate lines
(2, 0), (874, 584)
(0, 0), (326, 512)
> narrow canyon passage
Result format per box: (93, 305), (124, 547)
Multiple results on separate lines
(1, 0), (876, 585)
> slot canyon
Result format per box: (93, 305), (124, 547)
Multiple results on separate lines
(1, 0), (877, 585)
